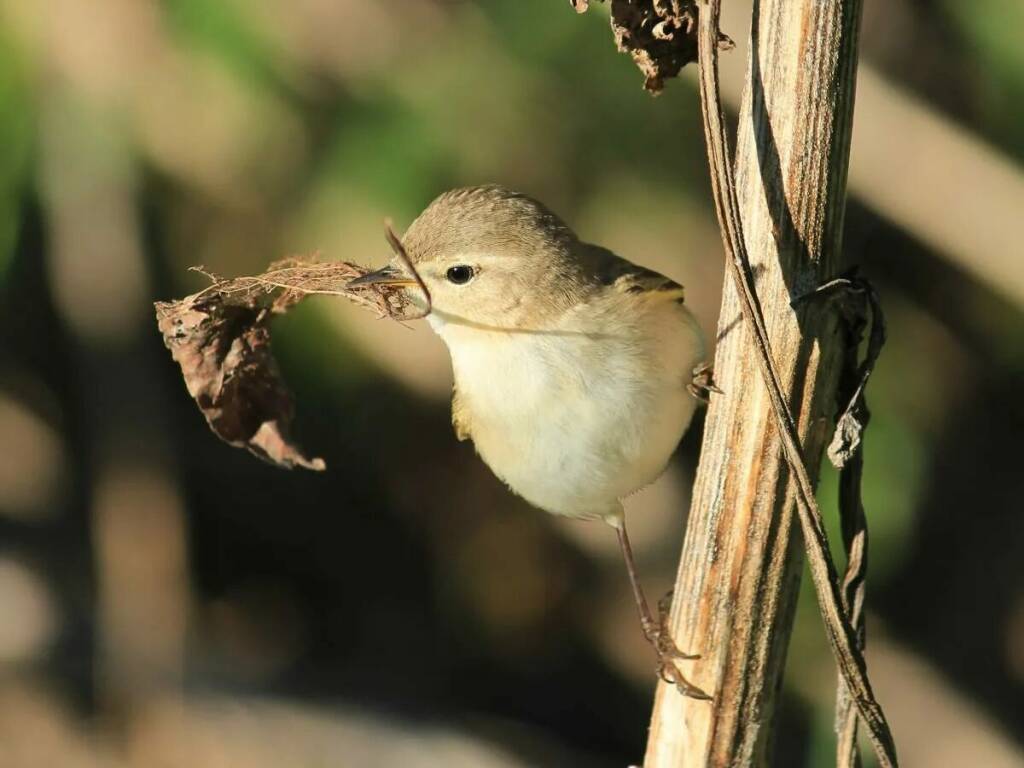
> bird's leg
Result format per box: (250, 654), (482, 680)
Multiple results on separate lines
(688, 361), (723, 402)
(614, 521), (711, 700)
(614, 523), (699, 661)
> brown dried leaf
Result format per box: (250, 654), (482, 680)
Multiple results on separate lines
(155, 256), (418, 471)
(827, 408), (865, 469)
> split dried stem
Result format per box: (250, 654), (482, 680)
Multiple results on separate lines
(671, 0), (896, 764)
(636, 0), (897, 765)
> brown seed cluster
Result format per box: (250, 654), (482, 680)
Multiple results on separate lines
(575, 0), (731, 94)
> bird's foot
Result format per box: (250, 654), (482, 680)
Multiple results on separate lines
(641, 590), (711, 700)
(658, 660), (713, 700)
(645, 590), (699, 660)
(688, 361), (723, 403)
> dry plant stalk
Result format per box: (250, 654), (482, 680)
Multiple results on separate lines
(155, 235), (422, 470)
(573, 0), (896, 765)
(646, 1), (897, 766)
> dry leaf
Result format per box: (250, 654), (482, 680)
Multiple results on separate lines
(155, 256), (418, 470)
(827, 407), (865, 470)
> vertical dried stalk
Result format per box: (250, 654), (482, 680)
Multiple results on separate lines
(645, 0), (878, 765)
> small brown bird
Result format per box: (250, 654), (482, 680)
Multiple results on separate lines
(352, 185), (713, 697)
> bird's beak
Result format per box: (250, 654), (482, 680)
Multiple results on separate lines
(347, 265), (419, 289)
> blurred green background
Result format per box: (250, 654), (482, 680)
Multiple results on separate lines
(0, 1), (1021, 766)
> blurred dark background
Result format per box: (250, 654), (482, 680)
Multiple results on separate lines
(0, 1), (1021, 765)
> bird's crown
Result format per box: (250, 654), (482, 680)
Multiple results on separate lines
(402, 185), (576, 266)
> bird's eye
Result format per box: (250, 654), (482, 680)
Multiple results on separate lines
(445, 265), (475, 285)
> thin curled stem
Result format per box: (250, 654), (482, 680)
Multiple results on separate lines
(384, 219), (432, 320)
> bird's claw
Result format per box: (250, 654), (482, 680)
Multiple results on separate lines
(658, 660), (712, 700)
(688, 362), (723, 403)
(642, 591), (709, 699)
(652, 589), (701, 660)
(643, 602), (701, 662)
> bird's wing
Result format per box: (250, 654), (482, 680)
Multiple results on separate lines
(587, 245), (686, 304)
(451, 385), (471, 442)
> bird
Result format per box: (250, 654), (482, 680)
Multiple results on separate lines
(350, 185), (715, 698)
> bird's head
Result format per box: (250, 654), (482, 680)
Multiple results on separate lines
(349, 185), (586, 332)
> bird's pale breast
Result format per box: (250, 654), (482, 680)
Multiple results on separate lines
(432, 294), (704, 521)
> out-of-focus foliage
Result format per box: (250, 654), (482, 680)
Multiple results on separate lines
(0, 1), (1020, 766)
(943, 0), (1024, 161)
(0, 27), (32, 280)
